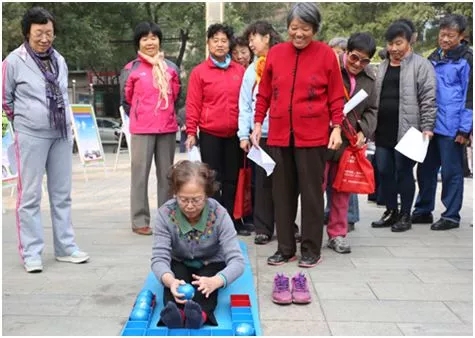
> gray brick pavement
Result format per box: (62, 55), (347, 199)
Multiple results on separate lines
(2, 151), (473, 336)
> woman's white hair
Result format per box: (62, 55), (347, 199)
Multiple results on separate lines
(287, 2), (322, 33)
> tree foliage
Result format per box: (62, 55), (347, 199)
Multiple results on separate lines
(2, 2), (472, 83)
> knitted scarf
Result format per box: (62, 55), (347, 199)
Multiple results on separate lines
(138, 51), (170, 110)
(24, 42), (67, 138)
(255, 56), (266, 84)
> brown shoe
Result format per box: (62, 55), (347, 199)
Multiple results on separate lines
(133, 227), (153, 236)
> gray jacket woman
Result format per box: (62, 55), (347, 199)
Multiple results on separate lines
(371, 21), (436, 233)
(2, 7), (89, 273)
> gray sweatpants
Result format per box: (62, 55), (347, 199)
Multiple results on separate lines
(130, 133), (176, 229)
(15, 132), (78, 263)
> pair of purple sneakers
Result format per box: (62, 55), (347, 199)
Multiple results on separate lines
(272, 272), (311, 305)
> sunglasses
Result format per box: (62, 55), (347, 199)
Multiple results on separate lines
(348, 52), (371, 66)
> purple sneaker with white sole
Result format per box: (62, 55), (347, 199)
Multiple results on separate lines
(272, 273), (292, 305)
(291, 272), (311, 304)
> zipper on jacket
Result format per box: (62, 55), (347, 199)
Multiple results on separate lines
(289, 49), (301, 135)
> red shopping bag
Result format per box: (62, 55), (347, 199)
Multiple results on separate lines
(233, 158), (253, 219)
(333, 144), (375, 194)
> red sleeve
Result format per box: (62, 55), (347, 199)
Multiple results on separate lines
(326, 51), (345, 125)
(185, 66), (202, 136)
(254, 51), (273, 124)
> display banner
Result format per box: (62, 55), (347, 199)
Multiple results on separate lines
(70, 104), (105, 166)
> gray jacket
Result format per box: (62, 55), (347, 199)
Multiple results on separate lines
(375, 52), (437, 140)
(151, 198), (245, 287)
(2, 44), (71, 139)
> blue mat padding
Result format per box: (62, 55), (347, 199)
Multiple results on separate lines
(121, 241), (262, 336)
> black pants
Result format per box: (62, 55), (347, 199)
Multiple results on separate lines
(162, 260), (226, 326)
(199, 131), (242, 220)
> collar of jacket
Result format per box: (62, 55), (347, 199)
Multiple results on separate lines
(205, 56), (239, 69)
(429, 40), (472, 62)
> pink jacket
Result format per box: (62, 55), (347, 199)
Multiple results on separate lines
(123, 54), (180, 134)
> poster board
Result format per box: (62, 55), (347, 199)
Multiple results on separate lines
(114, 106), (131, 171)
(2, 121), (18, 188)
(119, 105), (131, 158)
(70, 104), (105, 166)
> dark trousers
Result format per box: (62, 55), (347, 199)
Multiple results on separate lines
(414, 134), (464, 223)
(375, 146), (416, 214)
(254, 138), (294, 237)
(269, 145), (326, 258)
(242, 161), (256, 224)
(368, 153), (384, 204)
(163, 260), (226, 325)
(199, 132), (241, 220)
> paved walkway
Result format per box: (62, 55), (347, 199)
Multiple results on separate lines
(2, 151), (473, 336)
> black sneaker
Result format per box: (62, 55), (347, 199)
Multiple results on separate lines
(242, 222), (255, 232)
(411, 213), (433, 224)
(430, 218), (460, 231)
(298, 255), (322, 268)
(267, 251), (297, 266)
(234, 220), (251, 236)
(347, 222), (355, 232)
(254, 234), (271, 245)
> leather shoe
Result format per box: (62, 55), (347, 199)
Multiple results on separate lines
(391, 213), (412, 232)
(267, 251), (297, 266)
(371, 209), (399, 228)
(430, 218), (459, 231)
(133, 226), (153, 235)
(411, 213), (433, 224)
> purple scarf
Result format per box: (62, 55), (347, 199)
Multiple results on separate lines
(24, 42), (67, 138)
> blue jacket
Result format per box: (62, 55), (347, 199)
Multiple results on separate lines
(428, 40), (473, 138)
(237, 60), (269, 140)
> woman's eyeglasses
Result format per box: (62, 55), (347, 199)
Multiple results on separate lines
(31, 32), (55, 41)
(348, 52), (371, 66)
(176, 196), (206, 206)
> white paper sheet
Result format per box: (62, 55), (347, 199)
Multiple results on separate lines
(247, 146), (276, 176)
(187, 146), (202, 162)
(395, 127), (430, 163)
(343, 89), (368, 115)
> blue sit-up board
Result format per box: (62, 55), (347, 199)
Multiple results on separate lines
(120, 241), (262, 336)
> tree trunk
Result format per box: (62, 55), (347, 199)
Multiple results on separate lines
(176, 28), (189, 69)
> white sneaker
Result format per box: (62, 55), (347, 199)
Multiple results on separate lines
(24, 260), (43, 273)
(56, 250), (90, 264)
(327, 236), (351, 254)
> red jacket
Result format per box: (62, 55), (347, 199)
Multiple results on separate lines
(186, 58), (245, 138)
(255, 41), (345, 147)
(123, 54), (180, 134)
